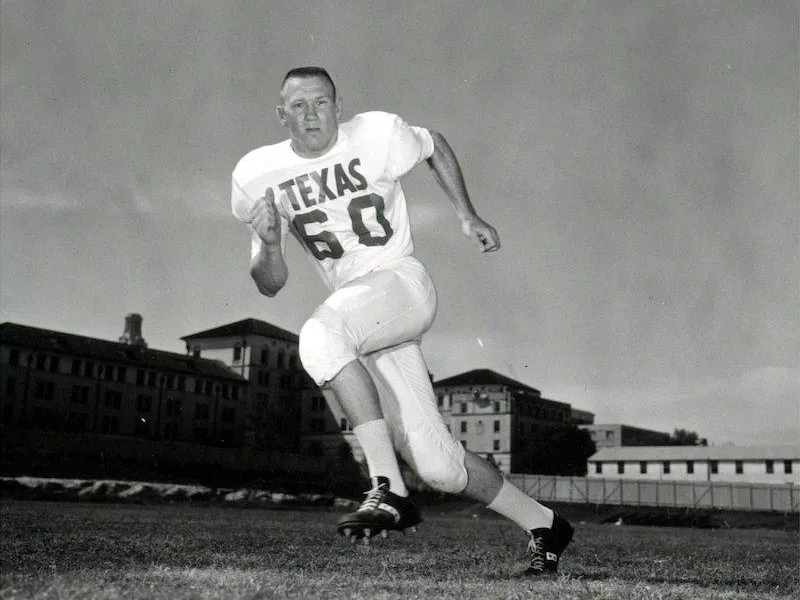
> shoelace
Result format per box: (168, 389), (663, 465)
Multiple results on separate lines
(359, 485), (388, 511)
(527, 533), (545, 571)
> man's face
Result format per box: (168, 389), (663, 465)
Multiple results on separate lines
(277, 75), (342, 158)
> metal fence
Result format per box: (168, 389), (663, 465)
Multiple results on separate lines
(508, 474), (800, 513)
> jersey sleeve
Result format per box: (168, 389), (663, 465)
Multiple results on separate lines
(231, 176), (254, 223)
(385, 116), (435, 181)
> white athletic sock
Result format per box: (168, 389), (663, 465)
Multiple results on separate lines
(487, 479), (554, 531)
(352, 420), (408, 497)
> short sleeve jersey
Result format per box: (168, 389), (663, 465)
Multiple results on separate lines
(231, 111), (434, 291)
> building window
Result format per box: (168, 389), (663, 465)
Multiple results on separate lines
(340, 418), (348, 431)
(233, 345), (242, 361)
(204, 381), (213, 395)
(6, 377), (18, 396)
(166, 398), (182, 416)
(493, 439), (500, 451)
(437, 395), (443, 407)
(311, 418), (326, 433)
(606, 431), (615, 440)
(84, 361), (94, 378)
(493, 401), (500, 412)
(147, 372), (157, 388)
(277, 351), (285, 368)
(163, 422), (179, 440)
(136, 369), (145, 385)
(260, 347), (269, 365)
(116, 366), (127, 383)
(34, 380), (55, 401)
(9, 349), (20, 367)
(194, 379), (203, 394)
(460, 402), (467, 414)
(687, 460), (694, 474)
(35, 354), (47, 370)
(195, 403), (210, 420)
(103, 365), (115, 381)
(70, 385), (90, 405)
(104, 390), (122, 410)
(68, 411), (87, 432)
(71, 359), (82, 376)
(193, 426), (209, 443)
(493, 420), (500, 433)
(460, 421), (467, 433)
(165, 374), (175, 389)
(136, 394), (152, 412)
(594, 462), (602, 475)
(735, 460), (743, 474)
(663, 461), (671, 474)
(766, 460), (774, 474)
(784, 461), (793, 474)
(639, 461), (647, 474)
(221, 406), (236, 423)
(177, 376), (186, 391)
(100, 415), (119, 434)
(617, 461), (624, 474)
(192, 348), (201, 358)
(710, 461), (719, 474)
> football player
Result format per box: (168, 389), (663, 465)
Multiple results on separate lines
(231, 66), (573, 575)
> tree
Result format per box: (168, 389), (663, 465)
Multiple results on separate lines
(668, 428), (708, 446)
(521, 425), (596, 476)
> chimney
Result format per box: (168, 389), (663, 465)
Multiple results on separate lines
(119, 313), (147, 348)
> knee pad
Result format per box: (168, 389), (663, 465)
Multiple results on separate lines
(406, 431), (468, 494)
(298, 308), (358, 386)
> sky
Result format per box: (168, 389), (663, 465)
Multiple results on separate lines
(1, 0), (798, 447)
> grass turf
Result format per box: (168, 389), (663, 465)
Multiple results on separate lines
(1, 499), (797, 599)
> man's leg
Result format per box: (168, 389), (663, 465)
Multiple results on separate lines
(298, 258), (437, 539)
(366, 342), (573, 574)
(327, 359), (407, 497)
(462, 451), (553, 531)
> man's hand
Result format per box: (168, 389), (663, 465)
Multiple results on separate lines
(246, 187), (282, 247)
(462, 216), (500, 253)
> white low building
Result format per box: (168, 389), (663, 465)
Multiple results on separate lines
(589, 445), (799, 484)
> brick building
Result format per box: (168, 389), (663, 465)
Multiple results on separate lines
(432, 369), (588, 475)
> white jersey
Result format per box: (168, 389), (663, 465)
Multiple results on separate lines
(231, 111), (435, 291)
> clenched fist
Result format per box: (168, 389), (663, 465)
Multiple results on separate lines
(461, 216), (500, 253)
(245, 187), (282, 247)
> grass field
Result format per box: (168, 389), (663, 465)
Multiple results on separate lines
(1, 500), (797, 600)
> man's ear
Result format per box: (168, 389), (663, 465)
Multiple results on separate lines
(276, 105), (287, 127)
(335, 96), (343, 120)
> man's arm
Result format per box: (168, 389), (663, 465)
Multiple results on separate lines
(425, 130), (500, 252)
(247, 188), (289, 296)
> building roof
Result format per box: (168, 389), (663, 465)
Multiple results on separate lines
(0, 322), (245, 382)
(590, 445), (799, 462)
(581, 423), (670, 435)
(434, 369), (541, 396)
(181, 318), (299, 343)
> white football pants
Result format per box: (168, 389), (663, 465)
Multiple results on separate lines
(298, 256), (469, 494)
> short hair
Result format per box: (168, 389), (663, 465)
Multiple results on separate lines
(281, 67), (336, 100)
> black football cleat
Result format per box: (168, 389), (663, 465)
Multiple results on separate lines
(522, 511), (574, 576)
(337, 476), (422, 542)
